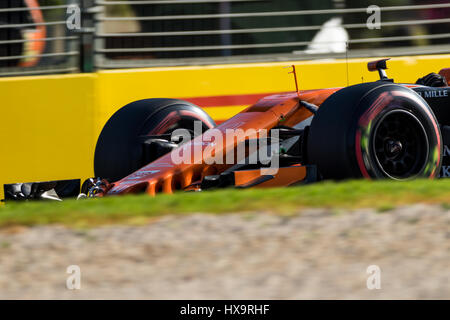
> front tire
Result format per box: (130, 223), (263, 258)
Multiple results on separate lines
(94, 98), (215, 182)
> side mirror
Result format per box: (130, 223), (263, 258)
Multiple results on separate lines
(438, 68), (450, 86)
(368, 58), (393, 81)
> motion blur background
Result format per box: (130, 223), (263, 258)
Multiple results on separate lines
(0, 0), (449, 76)
(0, 1), (449, 299)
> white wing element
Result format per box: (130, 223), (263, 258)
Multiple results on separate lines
(304, 17), (349, 54)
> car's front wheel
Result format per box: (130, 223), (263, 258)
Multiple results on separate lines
(94, 98), (216, 182)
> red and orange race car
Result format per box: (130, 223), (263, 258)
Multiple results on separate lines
(5, 59), (450, 201)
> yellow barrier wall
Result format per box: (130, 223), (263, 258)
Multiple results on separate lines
(1, 54), (450, 200)
(97, 54), (450, 124)
(0, 74), (98, 200)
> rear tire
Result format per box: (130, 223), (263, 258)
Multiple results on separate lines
(307, 83), (442, 180)
(94, 98), (215, 182)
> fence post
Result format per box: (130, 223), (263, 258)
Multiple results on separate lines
(78, 0), (96, 72)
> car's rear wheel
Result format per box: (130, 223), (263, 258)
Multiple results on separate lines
(307, 82), (442, 180)
(94, 98), (216, 182)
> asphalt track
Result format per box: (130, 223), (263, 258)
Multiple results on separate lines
(0, 204), (448, 299)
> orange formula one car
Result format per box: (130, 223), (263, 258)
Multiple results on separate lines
(4, 59), (450, 201)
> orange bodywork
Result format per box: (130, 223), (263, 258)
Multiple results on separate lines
(104, 88), (341, 196)
(234, 165), (307, 188)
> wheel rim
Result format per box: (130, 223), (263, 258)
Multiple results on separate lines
(372, 109), (429, 179)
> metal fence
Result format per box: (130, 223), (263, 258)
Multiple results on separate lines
(0, 0), (82, 76)
(95, 0), (450, 68)
(0, 0), (449, 76)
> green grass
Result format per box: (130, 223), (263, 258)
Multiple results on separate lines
(1, 179), (450, 228)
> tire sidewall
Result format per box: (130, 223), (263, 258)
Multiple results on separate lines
(307, 83), (442, 180)
(94, 99), (215, 182)
(351, 85), (442, 179)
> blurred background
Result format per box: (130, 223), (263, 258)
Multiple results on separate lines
(0, 0), (449, 76)
(0, 2), (449, 300)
